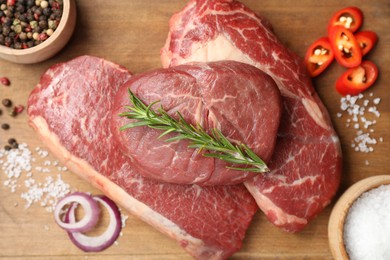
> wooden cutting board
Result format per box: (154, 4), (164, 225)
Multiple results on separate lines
(1, 0), (389, 259)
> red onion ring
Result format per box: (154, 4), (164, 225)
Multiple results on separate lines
(65, 195), (122, 252)
(54, 192), (101, 233)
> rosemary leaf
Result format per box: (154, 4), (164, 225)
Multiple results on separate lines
(120, 89), (269, 173)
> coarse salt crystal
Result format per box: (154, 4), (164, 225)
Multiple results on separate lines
(338, 92), (383, 154)
(344, 185), (390, 259)
(1, 144), (71, 211)
(373, 98), (381, 105)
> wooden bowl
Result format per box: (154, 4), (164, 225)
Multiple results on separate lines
(0, 0), (76, 64)
(328, 175), (390, 259)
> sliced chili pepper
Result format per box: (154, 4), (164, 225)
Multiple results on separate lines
(355, 31), (378, 56)
(329, 26), (362, 68)
(335, 61), (378, 96)
(327, 6), (363, 33)
(304, 37), (334, 77)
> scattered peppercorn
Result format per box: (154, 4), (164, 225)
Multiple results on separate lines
(14, 104), (25, 114)
(4, 145), (12, 151)
(8, 137), (16, 145)
(8, 138), (18, 148)
(1, 123), (10, 130)
(2, 98), (12, 107)
(0, 77), (11, 86)
(0, 108), (2, 115)
(9, 109), (17, 117)
(0, 0), (63, 49)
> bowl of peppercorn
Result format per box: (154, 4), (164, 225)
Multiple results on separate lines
(0, 0), (76, 64)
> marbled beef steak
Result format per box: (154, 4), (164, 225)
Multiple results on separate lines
(161, 0), (342, 232)
(27, 55), (259, 259)
(112, 61), (281, 185)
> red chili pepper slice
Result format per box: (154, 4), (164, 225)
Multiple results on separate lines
(304, 37), (334, 77)
(329, 26), (362, 68)
(355, 31), (378, 56)
(327, 6), (363, 33)
(335, 61), (378, 96)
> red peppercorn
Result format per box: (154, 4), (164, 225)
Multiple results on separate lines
(38, 33), (48, 41)
(14, 104), (25, 114)
(6, 0), (15, 6)
(0, 77), (10, 86)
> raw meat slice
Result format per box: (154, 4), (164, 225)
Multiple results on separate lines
(112, 61), (281, 185)
(27, 55), (258, 259)
(161, 0), (342, 232)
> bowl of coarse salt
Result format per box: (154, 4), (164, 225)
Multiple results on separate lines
(328, 175), (390, 259)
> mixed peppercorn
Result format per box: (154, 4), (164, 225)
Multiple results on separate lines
(0, 0), (63, 49)
(1, 76), (24, 150)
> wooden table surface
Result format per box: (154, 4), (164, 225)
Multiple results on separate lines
(1, 0), (389, 259)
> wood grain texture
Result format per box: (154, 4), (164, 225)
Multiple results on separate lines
(1, 0), (389, 259)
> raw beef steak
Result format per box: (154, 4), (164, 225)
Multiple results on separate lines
(112, 61), (281, 185)
(161, 0), (342, 232)
(27, 55), (259, 259)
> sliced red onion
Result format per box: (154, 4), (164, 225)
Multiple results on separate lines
(65, 195), (122, 252)
(54, 192), (101, 233)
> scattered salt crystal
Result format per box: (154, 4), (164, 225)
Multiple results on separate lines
(344, 185), (390, 259)
(0, 144), (71, 211)
(44, 160), (51, 166)
(337, 92), (383, 154)
(368, 106), (380, 118)
(121, 213), (129, 228)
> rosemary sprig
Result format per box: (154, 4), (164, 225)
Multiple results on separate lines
(119, 89), (269, 173)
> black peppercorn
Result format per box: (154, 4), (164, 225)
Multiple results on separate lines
(26, 0), (34, 8)
(8, 138), (17, 145)
(16, 4), (25, 13)
(42, 7), (50, 16)
(4, 145), (12, 151)
(2, 98), (12, 107)
(38, 19), (47, 29)
(26, 40), (33, 47)
(14, 41), (22, 49)
(1, 123), (10, 130)
(8, 138), (19, 149)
